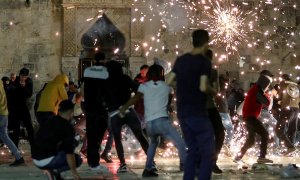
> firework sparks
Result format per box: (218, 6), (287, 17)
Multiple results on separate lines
(198, 0), (256, 54)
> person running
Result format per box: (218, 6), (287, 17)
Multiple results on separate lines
(120, 64), (187, 177)
(6, 68), (34, 150)
(82, 52), (110, 171)
(36, 74), (69, 127)
(0, 80), (25, 166)
(276, 74), (299, 155)
(167, 29), (215, 180)
(234, 70), (274, 164)
(205, 49), (225, 174)
(32, 100), (82, 180)
(105, 61), (149, 173)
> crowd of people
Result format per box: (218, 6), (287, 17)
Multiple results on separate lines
(0, 29), (299, 180)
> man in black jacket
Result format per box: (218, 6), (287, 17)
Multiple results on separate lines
(7, 68), (34, 150)
(32, 100), (82, 180)
(83, 52), (110, 171)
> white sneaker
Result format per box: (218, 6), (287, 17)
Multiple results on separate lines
(90, 164), (110, 173)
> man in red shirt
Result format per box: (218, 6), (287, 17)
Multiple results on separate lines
(234, 70), (274, 164)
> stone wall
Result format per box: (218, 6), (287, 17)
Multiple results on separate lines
(0, 0), (62, 91)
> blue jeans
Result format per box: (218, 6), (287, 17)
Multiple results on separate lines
(0, 115), (22, 160)
(180, 116), (215, 180)
(145, 117), (187, 170)
(38, 151), (82, 173)
(219, 113), (234, 145)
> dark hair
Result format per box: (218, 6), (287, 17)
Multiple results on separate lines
(1, 76), (9, 82)
(192, 29), (209, 48)
(260, 70), (274, 77)
(69, 81), (75, 86)
(147, 65), (165, 82)
(205, 49), (213, 60)
(95, 52), (106, 63)
(58, 100), (74, 113)
(140, 65), (149, 71)
(107, 61), (123, 79)
(19, 68), (29, 76)
(281, 74), (291, 81)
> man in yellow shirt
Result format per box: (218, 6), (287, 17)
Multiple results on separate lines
(0, 81), (25, 166)
(36, 74), (69, 127)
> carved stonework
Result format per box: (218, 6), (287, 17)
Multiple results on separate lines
(62, 0), (146, 81)
(63, 7), (76, 56)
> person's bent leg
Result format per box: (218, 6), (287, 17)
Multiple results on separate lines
(0, 116), (22, 160)
(145, 122), (159, 170)
(111, 115), (125, 164)
(252, 119), (269, 158)
(275, 110), (294, 148)
(161, 118), (187, 164)
(126, 109), (149, 154)
(102, 118), (114, 156)
(220, 113), (234, 145)
(286, 108), (299, 144)
(21, 109), (35, 149)
(208, 108), (225, 164)
(237, 118), (256, 159)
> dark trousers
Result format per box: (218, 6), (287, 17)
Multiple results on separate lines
(180, 116), (215, 180)
(208, 108), (225, 164)
(275, 108), (299, 148)
(9, 108), (34, 149)
(111, 108), (149, 164)
(36, 112), (55, 128)
(86, 111), (108, 167)
(37, 151), (82, 173)
(239, 117), (268, 159)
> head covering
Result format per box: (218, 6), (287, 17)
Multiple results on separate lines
(19, 68), (29, 76)
(260, 70), (274, 77)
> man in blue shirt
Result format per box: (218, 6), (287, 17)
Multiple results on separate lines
(167, 29), (215, 180)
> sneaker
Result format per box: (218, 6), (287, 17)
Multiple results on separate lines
(212, 165), (223, 174)
(117, 163), (128, 173)
(9, 157), (25, 167)
(283, 147), (296, 156)
(142, 169), (159, 177)
(100, 154), (113, 163)
(90, 164), (110, 173)
(257, 158), (273, 164)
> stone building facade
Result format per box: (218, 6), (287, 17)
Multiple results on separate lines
(0, 0), (299, 92)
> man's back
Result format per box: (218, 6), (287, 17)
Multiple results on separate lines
(32, 115), (75, 160)
(172, 53), (211, 118)
(84, 65), (108, 113)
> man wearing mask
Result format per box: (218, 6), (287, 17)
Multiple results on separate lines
(7, 68), (34, 150)
(234, 70), (274, 164)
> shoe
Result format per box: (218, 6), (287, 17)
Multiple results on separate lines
(212, 165), (223, 174)
(151, 161), (158, 172)
(142, 169), (159, 177)
(90, 164), (110, 173)
(283, 147), (296, 156)
(117, 163), (128, 173)
(179, 163), (184, 172)
(100, 154), (113, 163)
(9, 157), (25, 167)
(257, 158), (273, 164)
(44, 170), (64, 180)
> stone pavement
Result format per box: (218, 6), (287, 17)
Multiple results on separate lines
(1, 143), (299, 180)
